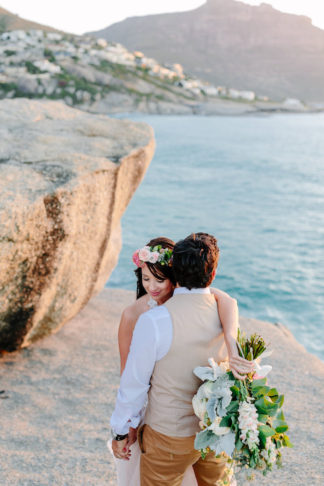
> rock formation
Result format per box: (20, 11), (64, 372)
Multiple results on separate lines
(0, 98), (155, 351)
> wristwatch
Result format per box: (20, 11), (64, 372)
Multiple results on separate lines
(112, 432), (129, 441)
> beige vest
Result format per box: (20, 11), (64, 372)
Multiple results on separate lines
(144, 292), (228, 437)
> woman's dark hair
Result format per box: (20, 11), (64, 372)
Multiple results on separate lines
(172, 232), (219, 289)
(135, 237), (176, 299)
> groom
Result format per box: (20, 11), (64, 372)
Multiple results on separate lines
(111, 232), (230, 485)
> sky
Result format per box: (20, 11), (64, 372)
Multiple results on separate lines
(2, 0), (324, 35)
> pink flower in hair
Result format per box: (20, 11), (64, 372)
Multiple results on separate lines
(148, 251), (160, 263)
(132, 250), (142, 267)
(138, 246), (151, 262)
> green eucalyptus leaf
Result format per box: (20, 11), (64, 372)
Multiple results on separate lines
(259, 430), (267, 448)
(276, 410), (285, 421)
(220, 416), (232, 428)
(194, 429), (214, 450)
(283, 435), (293, 448)
(258, 414), (268, 424)
(267, 388), (279, 398)
(251, 378), (267, 388)
(275, 394), (285, 408)
(226, 401), (239, 414)
(253, 386), (270, 398)
(275, 424), (289, 433)
(231, 385), (240, 396)
(258, 425), (276, 437)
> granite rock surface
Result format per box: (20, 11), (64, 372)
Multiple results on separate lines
(0, 289), (323, 485)
(0, 99), (154, 351)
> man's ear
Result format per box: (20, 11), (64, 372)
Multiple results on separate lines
(212, 269), (216, 279)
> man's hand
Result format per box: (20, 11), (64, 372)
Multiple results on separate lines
(127, 427), (138, 447)
(229, 354), (255, 380)
(111, 437), (131, 460)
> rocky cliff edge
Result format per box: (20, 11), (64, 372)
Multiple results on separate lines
(0, 99), (155, 350)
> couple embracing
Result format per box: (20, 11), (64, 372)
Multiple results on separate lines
(110, 232), (254, 485)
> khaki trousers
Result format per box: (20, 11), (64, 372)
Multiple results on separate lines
(138, 425), (227, 486)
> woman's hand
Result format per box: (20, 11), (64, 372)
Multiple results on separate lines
(112, 437), (131, 460)
(229, 352), (255, 380)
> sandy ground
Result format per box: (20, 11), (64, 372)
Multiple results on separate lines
(1, 288), (323, 485)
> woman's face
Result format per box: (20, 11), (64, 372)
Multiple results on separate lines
(141, 264), (174, 304)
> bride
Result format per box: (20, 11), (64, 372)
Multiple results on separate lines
(109, 236), (254, 485)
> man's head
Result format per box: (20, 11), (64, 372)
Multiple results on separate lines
(172, 232), (220, 289)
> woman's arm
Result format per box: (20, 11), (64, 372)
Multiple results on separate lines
(117, 307), (140, 448)
(210, 288), (255, 380)
(118, 308), (136, 375)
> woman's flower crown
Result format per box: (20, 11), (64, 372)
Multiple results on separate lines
(132, 245), (173, 268)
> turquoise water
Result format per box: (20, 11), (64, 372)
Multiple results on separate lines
(106, 113), (324, 360)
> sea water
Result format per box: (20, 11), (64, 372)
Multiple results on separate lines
(106, 113), (324, 360)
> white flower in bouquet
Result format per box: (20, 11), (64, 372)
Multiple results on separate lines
(194, 357), (228, 383)
(197, 380), (215, 400)
(208, 416), (231, 436)
(261, 437), (277, 466)
(192, 394), (208, 422)
(238, 401), (260, 449)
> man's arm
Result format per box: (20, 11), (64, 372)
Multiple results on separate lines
(110, 311), (158, 458)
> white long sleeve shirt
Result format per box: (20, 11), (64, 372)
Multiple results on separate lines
(110, 287), (211, 435)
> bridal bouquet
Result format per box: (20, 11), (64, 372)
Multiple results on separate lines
(192, 330), (292, 483)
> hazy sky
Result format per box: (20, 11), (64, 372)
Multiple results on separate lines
(2, 0), (324, 35)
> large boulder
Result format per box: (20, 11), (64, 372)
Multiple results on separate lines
(0, 98), (155, 351)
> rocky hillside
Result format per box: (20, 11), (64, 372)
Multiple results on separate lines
(0, 28), (318, 115)
(91, 0), (324, 102)
(0, 99), (154, 351)
(0, 6), (61, 33)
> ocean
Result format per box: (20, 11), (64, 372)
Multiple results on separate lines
(106, 113), (324, 361)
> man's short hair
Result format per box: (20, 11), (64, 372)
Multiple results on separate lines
(172, 232), (220, 289)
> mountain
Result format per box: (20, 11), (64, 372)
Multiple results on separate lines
(89, 0), (324, 102)
(0, 6), (63, 33)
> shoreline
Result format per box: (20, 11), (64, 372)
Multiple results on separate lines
(84, 98), (324, 117)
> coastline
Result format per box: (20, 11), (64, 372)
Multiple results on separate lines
(85, 97), (324, 117)
(1, 288), (323, 485)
